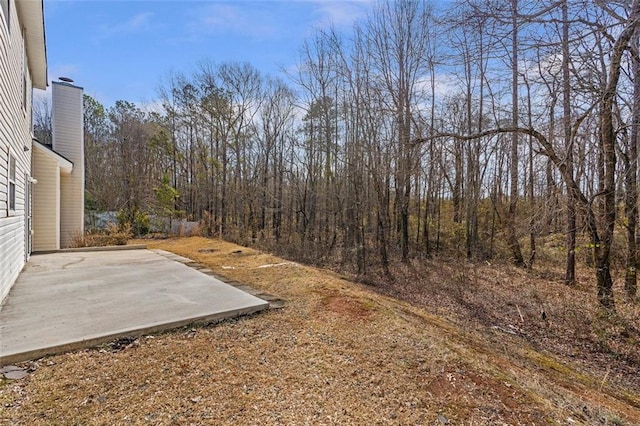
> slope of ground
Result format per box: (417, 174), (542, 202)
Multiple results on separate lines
(363, 255), (640, 395)
(1, 236), (639, 425)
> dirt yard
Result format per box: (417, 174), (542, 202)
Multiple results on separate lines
(1, 236), (639, 425)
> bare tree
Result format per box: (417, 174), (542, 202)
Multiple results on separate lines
(625, 31), (640, 299)
(366, 0), (432, 262)
(561, 0), (578, 285)
(32, 94), (52, 146)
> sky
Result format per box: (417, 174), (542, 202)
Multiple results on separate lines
(42, 0), (374, 108)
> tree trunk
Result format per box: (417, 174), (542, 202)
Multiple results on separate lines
(595, 0), (640, 309)
(507, 0), (525, 267)
(562, 0), (577, 285)
(595, 246), (615, 310)
(626, 32), (640, 299)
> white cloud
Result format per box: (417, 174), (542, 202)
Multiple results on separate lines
(200, 4), (243, 28)
(186, 4), (278, 40)
(138, 99), (166, 115)
(97, 12), (155, 40)
(183, 1), (372, 43)
(127, 12), (154, 30)
(310, 1), (371, 29)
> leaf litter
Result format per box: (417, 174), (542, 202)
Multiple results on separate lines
(0, 236), (638, 425)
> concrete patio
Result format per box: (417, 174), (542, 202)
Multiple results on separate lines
(0, 248), (270, 365)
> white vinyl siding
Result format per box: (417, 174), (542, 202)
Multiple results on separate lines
(0, 0), (36, 302)
(22, 51), (26, 111)
(32, 146), (61, 251)
(52, 82), (84, 248)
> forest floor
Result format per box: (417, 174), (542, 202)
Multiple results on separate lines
(1, 236), (639, 425)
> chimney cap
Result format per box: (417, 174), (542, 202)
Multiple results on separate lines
(59, 76), (74, 83)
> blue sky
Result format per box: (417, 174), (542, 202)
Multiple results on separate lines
(43, 0), (373, 107)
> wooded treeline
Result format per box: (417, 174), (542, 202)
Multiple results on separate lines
(36, 0), (640, 308)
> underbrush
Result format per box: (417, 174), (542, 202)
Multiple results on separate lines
(340, 256), (640, 392)
(249, 232), (640, 390)
(69, 224), (132, 248)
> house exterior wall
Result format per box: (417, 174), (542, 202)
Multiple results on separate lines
(32, 147), (60, 252)
(0, 0), (38, 302)
(52, 82), (84, 248)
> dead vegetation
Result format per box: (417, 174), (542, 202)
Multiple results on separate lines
(362, 256), (640, 390)
(69, 223), (132, 248)
(1, 236), (639, 425)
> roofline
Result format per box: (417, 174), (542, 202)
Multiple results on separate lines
(16, 0), (48, 90)
(33, 140), (73, 174)
(52, 80), (85, 91)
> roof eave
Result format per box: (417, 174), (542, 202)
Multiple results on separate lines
(16, 0), (48, 90)
(33, 141), (73, 174)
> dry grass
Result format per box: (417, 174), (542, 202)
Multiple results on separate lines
(1, 236), (639, 425)
(365, 256), (640, 392)
(69, 224), (132, 248)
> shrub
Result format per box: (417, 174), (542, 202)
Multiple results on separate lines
(116, 208), (150, 236)
(69, 223), (133, 248)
